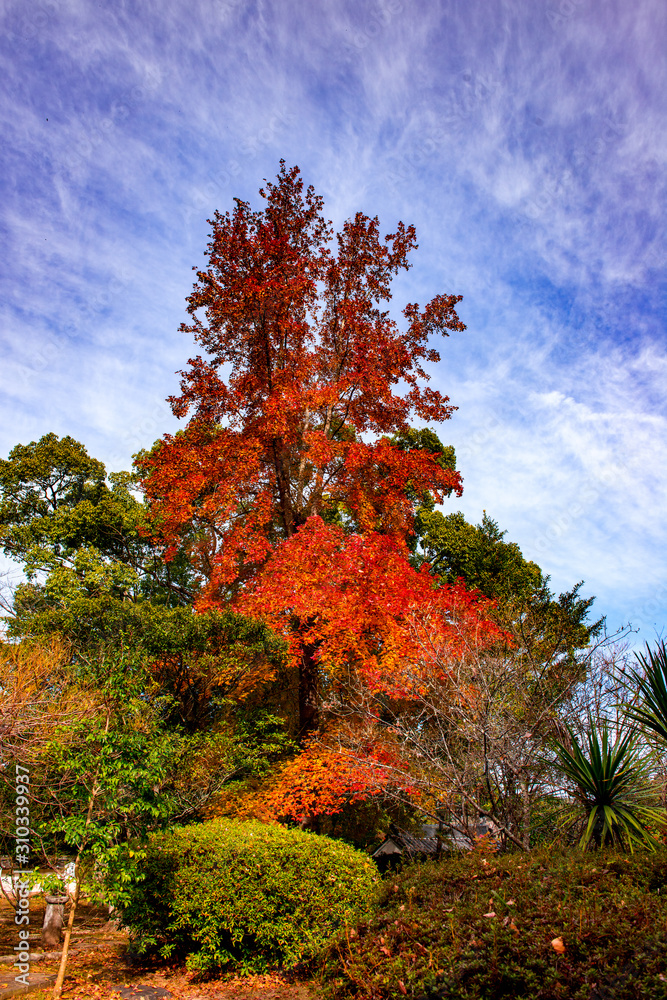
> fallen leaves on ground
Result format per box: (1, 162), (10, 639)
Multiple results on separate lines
(21, 950), (318, 1000)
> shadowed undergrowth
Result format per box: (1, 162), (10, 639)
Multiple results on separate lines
(315, 847), (667, 1000)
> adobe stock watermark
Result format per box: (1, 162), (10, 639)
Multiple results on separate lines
(343, 0), (404, 53)
(454, 413), (504, 469)
(519, 113), (627, 227)
(15, 259), (134, 389)
(212, 0), (245, 16)
(626, 585), (667, 634)
(520, 168), (575, 223)
(106, 396), (175, 471)
(15, 0), (60, 40)
(545, 0), (588, 31)
(572, 114), (627, 169)
(383, 69), (499, 189)
(14, 765), (32, 988)
(531, 456), (635, 557)
(60, 67), (161, 173)
(446, 69), (500, 131)
(185, 111), (296, 224)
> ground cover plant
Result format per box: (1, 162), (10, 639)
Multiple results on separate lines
(107, 818), (379, 976)
(316, 847), (667, 1000)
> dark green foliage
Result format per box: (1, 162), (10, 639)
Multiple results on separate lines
(411, 509), (539, 599)
(41, 693), (185, 858)
(8, 596), (285, 732)
(0, 433), (107, 556)
(409, 507), (603, 665)
(0, 433), (197, 604)
(0, 434), (287, 731)
(311, 798), (427, 853)
(108, 819), (379, 975)
(0, 434), (204, 649)
(317, 848), (667, 1000)
(9, 595), (278, 658)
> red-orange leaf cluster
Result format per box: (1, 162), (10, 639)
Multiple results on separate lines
(234, 515), (503, 698)
(263, 739), (418, 823)
(139, 164), (464, 607)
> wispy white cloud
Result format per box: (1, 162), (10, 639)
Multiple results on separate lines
(434, 329), (667, 634)
(0, 0), (664, 640)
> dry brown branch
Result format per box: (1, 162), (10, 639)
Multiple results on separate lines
(319, 617), (627, 849)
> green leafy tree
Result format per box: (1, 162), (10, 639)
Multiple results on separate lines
(0, 434), (290, 731)
(16, 597), (285, 732)
(413, 508), (539, 595)
(0, 641), (294, 997)
(40, 658), (199, 997)
(410, 504), (603, 675)
(0, 433), (198, 626)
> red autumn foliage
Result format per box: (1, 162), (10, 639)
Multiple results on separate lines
(262, 739), (417, 823)
(140, 163), (464, 601)
(235, 515), (503, 699)
(234, 517), (504, 820)
(140, 163), (499, 763)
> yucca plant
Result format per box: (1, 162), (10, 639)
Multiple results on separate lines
(625, 640), (667, 744)
(552, 721), (664, 850)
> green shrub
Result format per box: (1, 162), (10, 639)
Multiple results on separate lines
(107, 818), (378, 975)
(317, 847), (667, 1000)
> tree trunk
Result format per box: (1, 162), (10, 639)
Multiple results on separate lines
(41, 895), (68, 949)
(298, 640), (319, 741)
(52, 871), (80, 998)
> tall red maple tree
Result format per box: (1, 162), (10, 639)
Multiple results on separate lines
(140, 162), (491, 741)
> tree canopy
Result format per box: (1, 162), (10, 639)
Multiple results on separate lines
(0, 432), (197, 619)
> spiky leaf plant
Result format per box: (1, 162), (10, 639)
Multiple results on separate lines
(625, 640), (667, 744)
(552, 721), (664, 851)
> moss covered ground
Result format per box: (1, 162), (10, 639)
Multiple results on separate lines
(315, 847), (667, 999)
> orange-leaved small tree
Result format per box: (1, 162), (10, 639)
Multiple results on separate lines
(234, 517), (504, 825)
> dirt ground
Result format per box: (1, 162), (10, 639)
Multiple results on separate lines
(0, 899), (319, 1000)
(0, 896), (115, 954)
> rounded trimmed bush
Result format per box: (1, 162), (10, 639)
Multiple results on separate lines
(109, 819), (379, 974)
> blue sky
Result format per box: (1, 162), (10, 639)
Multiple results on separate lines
(1, 0), (665, 642)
